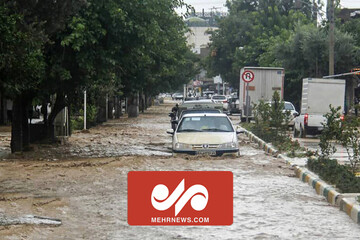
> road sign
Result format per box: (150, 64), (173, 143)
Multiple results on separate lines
(242, 70), (254, 83)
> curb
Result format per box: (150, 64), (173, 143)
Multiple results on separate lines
(243, 129), (278, 156)
(294, 166), (340, 205)
(241, 127), (360, 224)
(340, 198), (360, 224)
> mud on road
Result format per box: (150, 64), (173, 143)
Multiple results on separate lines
(1, 102), (360, 239)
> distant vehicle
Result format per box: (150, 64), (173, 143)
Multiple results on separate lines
(203, 90), (215, 99)
(228, 96), (240, 115)
(168, 100), (223, 130)
(239, 67), (284, 122)
(176, 100), (222, 118)
(184, 97), (198, 101)
(172, 92), (184, 100)
(166, 113), (240, 156)
(293, 78), (345, 138)
(266, 101), (298, 128)
(178, 109), (221, 121)
(211, 95), (229, 111)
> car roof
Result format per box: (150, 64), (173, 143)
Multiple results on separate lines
(265, 101), (293, 104)
(183, 99), (213, 103)
(181, 113), (228, 117)
(182, 109), (221, 113)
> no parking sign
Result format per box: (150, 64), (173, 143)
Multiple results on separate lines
(242, 70), (254, 83)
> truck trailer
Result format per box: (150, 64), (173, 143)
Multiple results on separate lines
(239, 67), (284, 122)
(293, 78), (346, 138)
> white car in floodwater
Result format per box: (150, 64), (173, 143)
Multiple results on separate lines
(167, 113), (240, 156)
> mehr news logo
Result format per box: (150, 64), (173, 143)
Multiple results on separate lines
(127, 171), (233, 225)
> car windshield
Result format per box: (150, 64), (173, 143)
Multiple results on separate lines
(177, 116), (234, 132)
(284, 102), (294, 110)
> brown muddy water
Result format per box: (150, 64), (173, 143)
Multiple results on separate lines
(1, 102), (360, 239)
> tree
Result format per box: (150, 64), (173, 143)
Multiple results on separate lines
(2, 0), (199, 152)
(0, 3), (46, 152)
(270, 24), (359, 107)
(206, 0), (314, 88)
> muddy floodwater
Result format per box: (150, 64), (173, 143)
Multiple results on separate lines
(1, 102), (360, 239)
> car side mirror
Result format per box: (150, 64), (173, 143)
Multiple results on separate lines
(166, 129), (174, 135)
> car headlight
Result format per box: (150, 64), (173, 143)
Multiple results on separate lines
(175, 142), (192, 150)
(220, 142), (237, 149)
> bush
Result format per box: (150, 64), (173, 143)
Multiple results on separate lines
(71, 104), (98, 131)
(249, 91), (301, 153)
(319, 105), (360, 174)
(307, 157), (360, 193)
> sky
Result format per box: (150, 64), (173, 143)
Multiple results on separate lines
(180, 0), (360, 13)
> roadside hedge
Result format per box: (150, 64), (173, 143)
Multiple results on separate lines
(307, 157), (360, 193)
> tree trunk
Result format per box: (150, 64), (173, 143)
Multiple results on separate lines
(147, 96), (152, 107)
(96, 95), (106, 123)
(144, 94), (148, 110)
(68, 105), (72, 136)
(108, 97), (114, 119)
(127, 92), (139, 118)
(140, 91), (145, 113)
(0, 93), (5, 125)
(114, 96), (121, 118)
(22, 96), (30, 150)
(11, 95), (23, 153)
(46, 94), (66, 141)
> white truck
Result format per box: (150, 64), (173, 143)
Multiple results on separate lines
(293, 78), (345, 138)
(239, 67), (284, 122)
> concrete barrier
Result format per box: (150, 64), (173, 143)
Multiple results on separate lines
(243, 129), (278, 156)
(340, 198), (360, 224)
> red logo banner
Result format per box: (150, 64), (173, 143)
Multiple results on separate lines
(128, 171), (233, 225)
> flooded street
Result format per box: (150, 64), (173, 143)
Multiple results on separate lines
(1, 102), (360, 239)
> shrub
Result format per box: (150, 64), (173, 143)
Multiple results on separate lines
(71, 104), (98, 131)
(250, 91), (299, 153)
(307, 157), (360, 193)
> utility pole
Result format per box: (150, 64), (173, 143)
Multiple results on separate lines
(328, 0), (335, 75)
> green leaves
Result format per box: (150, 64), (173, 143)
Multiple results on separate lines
(0, 4), (45, 97)
(206, 0), (313, 88)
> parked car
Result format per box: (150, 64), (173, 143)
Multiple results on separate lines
(203, 90), (215, 99)
(172, 92), (184, 100)
(265, 101), (298, 128)
(167, 113), (240, 156)
(211, 95), (229, 111)
(228, 96), (240, 115)
(283, 101), (298, 128)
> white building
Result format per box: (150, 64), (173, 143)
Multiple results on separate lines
(185, 17), (218, 54)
